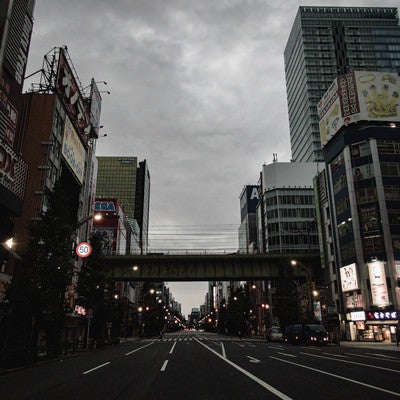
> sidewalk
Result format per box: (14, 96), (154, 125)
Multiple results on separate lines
(339, 340), (399, 350)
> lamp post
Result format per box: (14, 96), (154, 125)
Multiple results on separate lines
(290, 259), (314, 322)
(114, 265), (140, 340)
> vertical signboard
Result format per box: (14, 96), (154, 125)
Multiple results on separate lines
(340, 263), (359, 292)
(367, 261), (390, 307)
(89, 78), (102, 138)
(56, 48), (90, 143)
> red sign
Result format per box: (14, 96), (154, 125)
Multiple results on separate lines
(75, 241), (92, 258)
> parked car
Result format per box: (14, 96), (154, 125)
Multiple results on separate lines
(285, 323), (329, 345)
(266, 326), (284, 342)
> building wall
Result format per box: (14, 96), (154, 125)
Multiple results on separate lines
(0, 0), (34, 243)
(257, 162), (320, 255)
(324, 126), (400, 316)
(13, 94), (56, 248)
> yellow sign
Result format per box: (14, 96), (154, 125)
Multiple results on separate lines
(61, 117), (85, 184)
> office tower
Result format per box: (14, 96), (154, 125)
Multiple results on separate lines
(135, 160), (150, 254)
(238, 185), (259, 254)
(96, 156), (150, 254)
(284, 7), (400, 162)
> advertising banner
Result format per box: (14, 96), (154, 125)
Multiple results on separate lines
(61, 117), (85, 184)
(340, 263), (359, 292)
(56, 48), (90, 142)
(318, 71), (400, 147)
(367, 261), (390, 307)
(89, 79), (102, 138)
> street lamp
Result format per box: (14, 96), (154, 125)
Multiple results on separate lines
(1, 237), (22, 261)
(290, 259), (313, 322)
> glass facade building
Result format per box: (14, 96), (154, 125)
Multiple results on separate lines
(284, 7), (400, 163)
(96, 157), (138, 219)
(96, 156), (150, 254)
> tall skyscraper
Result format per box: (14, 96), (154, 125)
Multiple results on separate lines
(284, 7), (400, 163)
(96, 156), (138, 219)
(96, 156), (150, 254)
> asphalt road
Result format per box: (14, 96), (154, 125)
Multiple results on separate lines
(1, 331), (399, 400)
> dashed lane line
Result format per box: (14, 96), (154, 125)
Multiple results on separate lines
(195, 338), (292, 400)
(270, 355), (400, 397)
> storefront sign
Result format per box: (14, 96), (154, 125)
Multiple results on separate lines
(350, 311), (366, 321)
(94, 201), (116, 212)
(367, 311), (398, 321)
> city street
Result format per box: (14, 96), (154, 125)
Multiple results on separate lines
(1, 331), (399, 400)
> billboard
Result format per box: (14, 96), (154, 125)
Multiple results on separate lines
(240, 185), (259, 221)
(61, 117), (85, 184)
(56, 48), (90, 143)
(367, 261), (390, 307)
(318, 71), (400, 147)
(340, 263), (359, 292)
(89, 79), (102, 138)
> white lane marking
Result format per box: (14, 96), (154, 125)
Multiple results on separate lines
(169, 342), (177, 354)
(195, 338), (292, 400)
(82, 362), (110, 375)
(268, 345), (284, 350)
(300, 351), (400, 373)
(246, 355), (261, 363)
(221, 341), (226, 358)
(323, 353), (348, 358)
(366, 353), (400, 360)
(160, 360), (169, 372)
(270, 356), (400, 397)
(277, 352), (296, 358)
(125, 342), (154, 356)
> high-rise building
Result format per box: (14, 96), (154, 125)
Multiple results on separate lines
(316, 70), (400, 341)
(284, 7), (400, 163)
(135, 160), (150, 254)
(0, 1), (34, 274)
(96, 156), (150, 254)
(238, 185), (259, 254)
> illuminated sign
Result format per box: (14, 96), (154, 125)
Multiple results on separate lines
(350, 311), (366, 321)
(367, 311), (398, 321)
(61, 117), (85, 184)
(340, 263), (359, 292)
(367, 261), (390, 307)
(94, 201), (116, 212)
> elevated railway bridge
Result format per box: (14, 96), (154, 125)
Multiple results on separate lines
(102, 252), (321, 282)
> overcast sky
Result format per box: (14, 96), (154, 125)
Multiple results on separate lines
(24, 0), (399, 317)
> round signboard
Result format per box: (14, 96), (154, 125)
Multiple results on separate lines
(75, 241), (92, 258)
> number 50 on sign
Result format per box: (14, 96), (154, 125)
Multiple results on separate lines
(76, 242), (93, 258)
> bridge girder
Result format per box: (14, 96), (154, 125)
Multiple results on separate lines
(102, 253), (321, 281)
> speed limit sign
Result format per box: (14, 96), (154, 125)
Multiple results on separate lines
(76, 242), (93, 258)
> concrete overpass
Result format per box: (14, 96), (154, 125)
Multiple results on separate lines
(103, 253), (321, 281)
